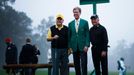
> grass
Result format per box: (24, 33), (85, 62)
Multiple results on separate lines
(0, 69), (134, 75)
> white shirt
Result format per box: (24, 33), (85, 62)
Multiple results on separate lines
(75, 18), (80, 33)
(119, 60), (126, 70)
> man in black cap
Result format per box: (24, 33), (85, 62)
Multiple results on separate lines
(89, 14), (109, 75)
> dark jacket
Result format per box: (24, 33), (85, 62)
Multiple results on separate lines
(51, 25), (68, 49)
(89, 24), (108, 51)
(32, 45), (40, 64)
(5, 43), (17, 64)
(19, 44), (35, 64)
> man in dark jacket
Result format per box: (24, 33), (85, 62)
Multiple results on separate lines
(47, 14), (69, 75)
(5, 38), (18, 75)
(89, 14), (109, 75)
(19, 38), (35, 75)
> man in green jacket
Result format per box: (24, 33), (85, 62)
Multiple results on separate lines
(68, 7), (90, 75)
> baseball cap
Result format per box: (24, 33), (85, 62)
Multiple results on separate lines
(90, 14), (99, 19)
(56, 14), (64, 19)
(5, 38), (12, 43)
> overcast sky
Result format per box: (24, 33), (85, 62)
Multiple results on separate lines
(12, 0), (134, 51)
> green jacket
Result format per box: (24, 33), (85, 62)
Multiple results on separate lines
(68, 18), (90, 52)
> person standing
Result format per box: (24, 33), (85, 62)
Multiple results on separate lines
(68, 7), (90, 75)
(5, 37), (18, 75)
(117, 57), (126, 75)
(19, 38), (35, 75)
(32, 44), (40, 75)
(89, 14), (109, 75)
(32, 44), (40, 64)
(47, 14), (69, 75)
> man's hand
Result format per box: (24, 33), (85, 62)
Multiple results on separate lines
(83, 46), (88, 52)
(68, 48), (73, 55)
(53, 35), (59, 39)
(101, 51), (107, 57)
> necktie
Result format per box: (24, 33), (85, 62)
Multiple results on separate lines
(76, 21), (78, 33)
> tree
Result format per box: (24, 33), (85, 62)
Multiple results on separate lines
(32, 16), (55, 63)
(0, 0), (15, 7)
(0, 5), (32, 66)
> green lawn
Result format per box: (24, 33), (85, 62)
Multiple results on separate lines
(35, 71), (134, 75)
(0, 69), (134, 75)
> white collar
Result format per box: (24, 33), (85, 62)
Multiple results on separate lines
(75, 18), (80, 22)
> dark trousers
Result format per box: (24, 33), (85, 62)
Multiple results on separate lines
(31, 68), (36, 75)
(91, 46), (108, 75)
(6, 63), (17, 75)
(20, 68), (32, 75)
(48, 62), (52, 75)
(31, 61), (38, 75)
(73, 51), (87, 75)
(51, 48), (69, 75)
(20, 63), (32, 75)
(6, 68), (16, 75)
